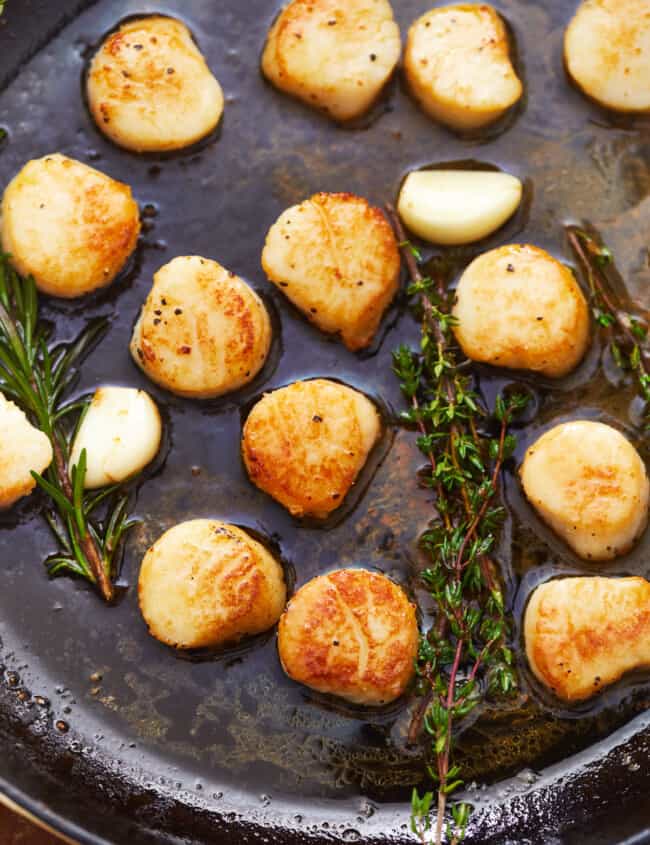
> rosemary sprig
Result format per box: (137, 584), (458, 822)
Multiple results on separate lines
(386, 209), (527, 845)
(567, 226), (650, 425)
(0, 254), (138, 601)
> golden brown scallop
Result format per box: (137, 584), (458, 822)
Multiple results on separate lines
(278, 569), (418, 705)
(520, 420), (649, 561)
(262, 193), (400, 351)
(130, 256), (272, 399)
(524, 576), (650, 701)
(138, 519), (287, 649)
(0, 392), (53, 508)
(1, 154), (140, 298)
(404, 4), (523, 130)
(87, 16), (224, 152)
(452, 244), (590, 378)
(564, 0), (650, 113)
(262, 0), (401, 122)
(242, 379), (381, 518)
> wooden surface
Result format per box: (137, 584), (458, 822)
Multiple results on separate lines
(0, 804), (65, 844)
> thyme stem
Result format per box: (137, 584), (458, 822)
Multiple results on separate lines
(567, 227), (650, 374)
(386, 209), (527, 844)
(567, 226), (650, 427)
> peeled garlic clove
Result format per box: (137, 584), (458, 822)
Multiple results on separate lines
(70, 387), (162, 489)
(397, 170), (522, 246)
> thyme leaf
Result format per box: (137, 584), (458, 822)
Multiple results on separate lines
(386, 209), (527, 845)
(566, 226), (650, 426)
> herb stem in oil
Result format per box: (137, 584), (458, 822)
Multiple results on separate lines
(387, 207), (528, 845)
(0, 255), (138, 601)
(567, 226), (650, 426)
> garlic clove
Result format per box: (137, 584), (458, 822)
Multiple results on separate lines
(397, 170), (522, 246)
(70, 386), (162, 489)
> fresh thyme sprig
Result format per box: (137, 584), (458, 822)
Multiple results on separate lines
(567, 226), (650, 426)
(386, 208), (528, 845)
(0, 255), (137, 601)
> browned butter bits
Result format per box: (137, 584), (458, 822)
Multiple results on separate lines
(278, 569), (418, 705)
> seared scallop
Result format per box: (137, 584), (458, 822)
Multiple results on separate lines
(520, 420), (649, 561)
(525, 576), (650, 701)
(0, 392), (52, 508)
(138, 519), (286, 649)
(564, 0), (650, 113)
(130, 256), (272, 399)
(261, 0), (401, 122)
(87, 16), (224, 152)
(242, 379), (381, 519)
(452, 244), (590, 378)
(262, 193), (400, 351)
(278, 569), (418, 705)
(1, 154), (140, 298)
(404, 4), (523, 131)
(69, 387), (162, 489)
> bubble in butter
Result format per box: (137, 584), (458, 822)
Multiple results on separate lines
(397, 170), (522, 246)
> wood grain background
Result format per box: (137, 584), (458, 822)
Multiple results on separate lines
(0, 804), (64, 844)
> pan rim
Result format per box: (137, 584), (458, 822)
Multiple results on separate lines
(3, 704), (650, 844)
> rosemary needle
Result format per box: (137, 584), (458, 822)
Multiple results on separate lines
(0, 254), (139, 601)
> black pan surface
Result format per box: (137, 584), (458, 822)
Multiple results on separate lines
(1, 1), (650, 843)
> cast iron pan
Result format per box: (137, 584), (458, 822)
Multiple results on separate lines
(1, 1), (650, 842)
